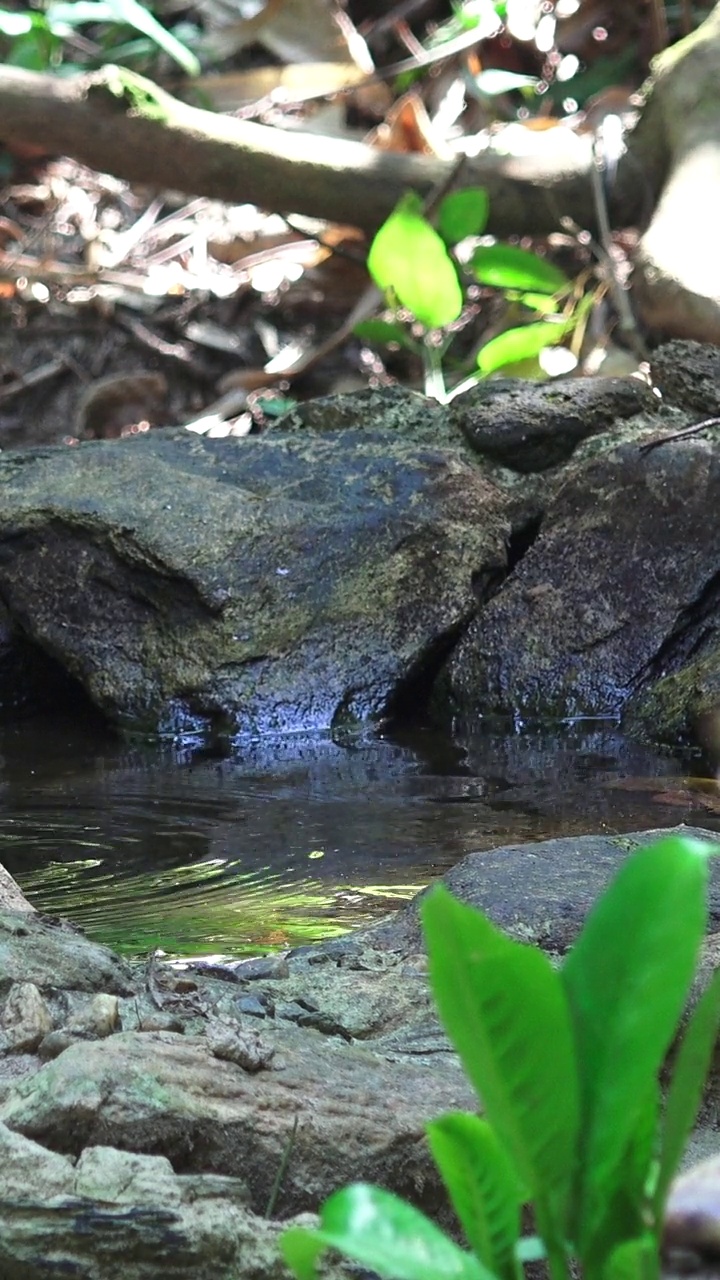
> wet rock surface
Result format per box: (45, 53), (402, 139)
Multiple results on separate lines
(0, 359), (686, 740)
(0, 426), (511, 736)
(446, 431), (720, 726)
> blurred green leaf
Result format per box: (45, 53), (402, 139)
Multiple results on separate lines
(46, 0), (200, 73)
(477, 321), (568, 375)
(562, 836), (713, 1261)
(656, 966), (720, 1215)
(47, 1), (116, 31)
(367, 193), (463, 329)
(428, 1113), (522, 1280)
(423, 885), (578, 1238)
(512, 291), (560, 314)
(354, 319), (418, 350)
(472, 244), (568, 293)
(282, 1183), (489, 1280)
(438, 188), (489, 244)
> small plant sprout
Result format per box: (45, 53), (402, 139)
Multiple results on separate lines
(356, 187), (585, 403)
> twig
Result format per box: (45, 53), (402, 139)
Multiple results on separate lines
(639, 417), (720, 454)
(265, 1115), (299, 1218)
(588, 130), (648, 363)
(0, 358), (67, 402)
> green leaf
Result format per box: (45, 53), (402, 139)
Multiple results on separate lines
(586, 1083), (660, 1267)
(513, 292), (560, 314)
(367, 193), (463, 329)
(602, 1235), (659, 1280)
(422, 886), (579, 1237)
(428, 1113), (522, 1280)
(561, 836), (715, 1256)
(471, 245), (568, 293)
(282, 1229), (327, 1280)
(438, 188), (489, 244)
(354, 319), (418, 351)
(656, 966), (720, 1213)
(476, 321), (568, 376)
(281, 1184), (490, 1280)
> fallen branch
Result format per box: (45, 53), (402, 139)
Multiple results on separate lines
(0, 64), (615, 237)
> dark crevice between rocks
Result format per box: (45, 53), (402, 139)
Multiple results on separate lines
(632, 570), (720, 695)
(470, 512), (543, 604)
(505, 512), (544, 575)
(383, 620), (470, 730)
(389, 517), (545, 730)
(0, 620), (108, 727)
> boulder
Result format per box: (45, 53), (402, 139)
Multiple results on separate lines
(0, 428), (510, 735)
(0, 1024), (474, 1219)
(445, 434), (720, 726)
(0, 1122), (305, 1280)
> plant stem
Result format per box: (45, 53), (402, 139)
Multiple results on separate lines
(423, 342), (448, 403)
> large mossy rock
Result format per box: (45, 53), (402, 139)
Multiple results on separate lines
(445, 432), (720, 727)
(0, 428), (510, 734)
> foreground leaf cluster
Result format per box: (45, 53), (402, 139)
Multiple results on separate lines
(283, 836), (720, 1280)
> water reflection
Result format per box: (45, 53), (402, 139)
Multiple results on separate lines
(0, 715), (714, 957)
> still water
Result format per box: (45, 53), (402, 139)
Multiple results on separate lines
(0, 715), (716, 958)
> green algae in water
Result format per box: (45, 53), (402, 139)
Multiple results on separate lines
(19, 856), (422, 957)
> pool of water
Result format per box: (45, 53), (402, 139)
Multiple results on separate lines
(0, 714), (717, 958)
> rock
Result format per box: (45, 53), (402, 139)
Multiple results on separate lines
(0, 1024), (475, 1219)
(65, 993), (121, 1039)
(652, 340), (720, 415)
(356, 824), (720, 955)
(0, 865), (35, 913)
(445, 436), (720, 724)
(665, 1154), (720, 1257)
(0, 1120), (311, 1280)
(1, 982), (53, 1053)
(0, 427), (512, 735)
(206, 1018), (275, 1071)
(0, 909), (135, 997)
(451, 375), (654, 472)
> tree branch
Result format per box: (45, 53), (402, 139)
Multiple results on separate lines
(0, 64), (615, 237)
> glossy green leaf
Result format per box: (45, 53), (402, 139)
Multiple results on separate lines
(561, 837), (715, 1254)
(584, 1082), (660, 1269)
(281, 1183), (490, 1280)
(367, 193), (463, 329)
(422, 886), (578, 1235)
(438, 188), (489, 244)
(602, 1234), (659, 1280)
(428, 1113), (522, 1280)
(471, 245), (568, 293)
(354, 319), (417, 350)
(656, 966), (720, 1213)
(476, 321), (568, 376)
